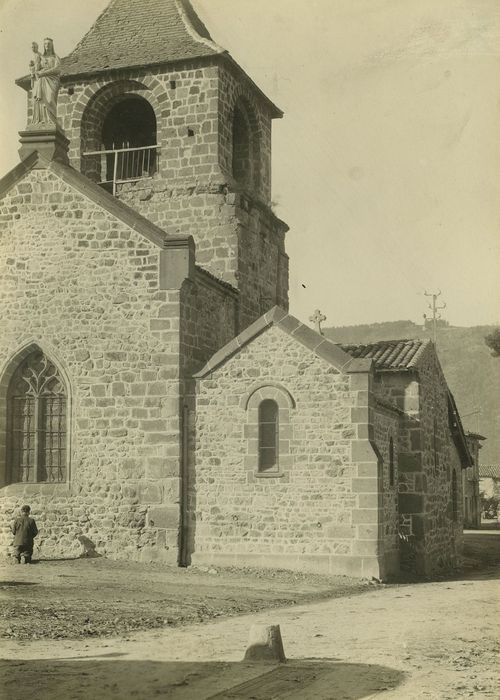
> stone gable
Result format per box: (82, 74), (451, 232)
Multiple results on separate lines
(0, 165), (184, 561)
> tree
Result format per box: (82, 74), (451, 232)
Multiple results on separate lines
(484, 328), (500, 357)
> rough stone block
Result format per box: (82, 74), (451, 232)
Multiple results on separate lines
(352, 478), (379, 493)
(361, 556), (383, 579)
(399, 452), (422, 473)
(243, 625), (286, 663)
(357, 524), (379, 539)
(399, 493), (424, 514)
(138, 482), (163, 504)
(357, 463), (378, 478)
(358, 493), (382, 509)
(352, 509), (379, 524)
(351, 440), (377, 462)
(351, 407), (368, 424)
(353, 540), (379, 556)
(325, 524), (355, 539)
(147, 506), (179, 530)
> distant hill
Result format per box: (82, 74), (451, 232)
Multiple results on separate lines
(324, 321), (500, 465)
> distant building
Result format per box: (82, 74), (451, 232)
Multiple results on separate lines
(479, 465), (500, 505)
(463, 432), (486, 527)
(0, 0), (473, 580)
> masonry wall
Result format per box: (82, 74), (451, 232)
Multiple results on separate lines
(191, 325), (386, 578)
(417, 348), (463, 574)
(51, 61), (288, 328)
(0, 168), (184, 562)
(374, 349), (463, 576)
(463, 437), (481, 528)
(373, 404), (400, 576)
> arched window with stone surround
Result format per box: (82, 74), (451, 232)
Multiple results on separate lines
(242, 383), (294, 479)
(258, 399), (279, 472)
(101, 96), (157, 185)
(6, 350), (67, 484)
(80, 83), (159, 195)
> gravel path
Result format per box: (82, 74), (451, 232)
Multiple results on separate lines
(1, 530), (499, 699)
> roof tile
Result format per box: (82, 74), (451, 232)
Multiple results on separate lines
(340, 339), (429, 370)
(479, 465), (500, 479)
(61, 0), (223, 78)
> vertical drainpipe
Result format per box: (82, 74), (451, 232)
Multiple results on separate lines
(160, 236), (195, 568)
(179, 403), (190, 567)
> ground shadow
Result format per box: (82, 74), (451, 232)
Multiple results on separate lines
(0, 658), (405, 700)
(33, 557), (81, 563)
(0, 581), (37, 587)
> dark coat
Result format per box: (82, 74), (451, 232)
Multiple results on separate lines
(11, 515), (38, 546)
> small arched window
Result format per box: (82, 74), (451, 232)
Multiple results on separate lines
(389, 437), (395, 486)
(7, 350), (67, 484)
(258, 399), (279, 472)
(451, 469), (458, 522)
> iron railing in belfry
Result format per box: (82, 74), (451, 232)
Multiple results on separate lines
(82, 144), (158, 196)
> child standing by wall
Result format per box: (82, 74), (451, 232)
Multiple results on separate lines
(11, 505), (39, 564)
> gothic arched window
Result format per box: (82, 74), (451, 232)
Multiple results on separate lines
(7, 351), (67, 484)
(258, 399), (279, 472)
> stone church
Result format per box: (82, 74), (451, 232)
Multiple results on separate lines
(0, 0), (471, 579)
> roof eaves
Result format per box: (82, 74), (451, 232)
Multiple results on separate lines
(466, 431), (487, 441)
(448, 391), (473, 469)
(194, 265), (238, 296)
(0, 151), (40, 200)
(221, 54), (283, 119)
(407, 338), (432, 368)
(175, 0), (225, 53)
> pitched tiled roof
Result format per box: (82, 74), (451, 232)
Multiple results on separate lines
(479, 465), (500, 479)
(61, 0), (224, 78)
(340, 339), (429, 370)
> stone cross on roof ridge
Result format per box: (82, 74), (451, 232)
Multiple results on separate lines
(309, 309), (326, 335)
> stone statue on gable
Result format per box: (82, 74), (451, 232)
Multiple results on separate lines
(29, 38), (61, 126)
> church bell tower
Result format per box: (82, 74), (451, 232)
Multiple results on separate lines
(17, 0), (289, 329)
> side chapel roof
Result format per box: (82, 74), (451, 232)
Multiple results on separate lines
(340, 339), (430, 371)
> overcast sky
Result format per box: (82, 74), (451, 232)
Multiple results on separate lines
(1, 0), (499, 328)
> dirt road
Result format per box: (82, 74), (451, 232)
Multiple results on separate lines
(2, 530), (500, 699)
